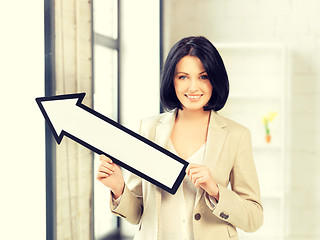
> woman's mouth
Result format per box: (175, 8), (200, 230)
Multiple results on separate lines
(185, 94), (203, 101)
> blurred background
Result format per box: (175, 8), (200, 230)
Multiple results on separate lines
(1, 0), (319, 239)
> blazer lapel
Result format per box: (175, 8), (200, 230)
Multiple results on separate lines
(154, 110), (176, 147)
(195, 111), (228, 205)
(153, 110), (176, 227)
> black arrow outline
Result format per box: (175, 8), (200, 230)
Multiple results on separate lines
(36, 92), (188, 195)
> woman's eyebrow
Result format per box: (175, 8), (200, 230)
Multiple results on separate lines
(176, 72), (189, 75)
(175, 71), (207, 75)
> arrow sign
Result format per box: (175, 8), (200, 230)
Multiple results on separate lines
(36, 93), (188, 194)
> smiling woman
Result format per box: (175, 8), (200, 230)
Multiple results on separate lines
(97, 36), (263, 240)
(160, 36), (229, 112)
(173, 55), (213, 111)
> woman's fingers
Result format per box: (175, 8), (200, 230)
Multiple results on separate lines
(188, 167), (202, 177)
(185, 163), (219, 198)
(100, 160), (115, 171)
(186, 163), (201, 175)
(100, 155), (119, 173)
(192, 174), (208, 187)
(96, 155), (125, 198)
(97, 155), (116, 180)
(98, 164), (114, 175)
(99, 154), (113, 163)
(96, 171), (109, 179)
(186, 164), (206, 177)
(186, 164), (212, 186)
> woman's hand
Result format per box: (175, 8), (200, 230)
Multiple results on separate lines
(186, 163), (219, 201)
(97, 155), (125, 199)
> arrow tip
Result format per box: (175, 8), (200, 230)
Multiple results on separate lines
(36, 93), (86, 144)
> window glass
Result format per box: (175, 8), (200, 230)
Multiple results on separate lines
(93, 46), (118, 120)
(93, 0), (118, 39)
(93, 0), (119, 239)
(93, 46), (118, 238)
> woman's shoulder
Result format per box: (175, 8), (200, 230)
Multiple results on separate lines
(140, 110), (174, 128)
(139, 110), (175, 138)
(213, 112), (253, 145)
(213, 111), (250, 134)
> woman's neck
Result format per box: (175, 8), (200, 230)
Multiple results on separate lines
(176, 108), (211, 123)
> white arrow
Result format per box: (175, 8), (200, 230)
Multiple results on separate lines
(36, 93), (187, 194)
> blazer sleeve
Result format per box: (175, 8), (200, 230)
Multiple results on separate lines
(212, 128), (263, 232)
(109, 121), (145, 225)
(110, 173), (143, 225)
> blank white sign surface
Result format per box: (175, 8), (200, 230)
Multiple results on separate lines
(36, 93), (188, 194)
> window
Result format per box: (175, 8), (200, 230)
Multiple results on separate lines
(92, 0), (119, 239)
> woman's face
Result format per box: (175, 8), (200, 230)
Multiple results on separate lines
(174, 55), (213, 111)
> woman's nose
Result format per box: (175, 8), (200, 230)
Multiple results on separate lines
(188, 78), (198, 92)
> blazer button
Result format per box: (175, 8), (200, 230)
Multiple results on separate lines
(194, 213), (201, 221)
(220, 212), (229, 220)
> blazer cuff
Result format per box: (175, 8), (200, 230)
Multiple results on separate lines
(205, 192), (218, 210)
(109, 184), (131, 218)
(211, 184), (233, 221)
(111, 192), (122, 207)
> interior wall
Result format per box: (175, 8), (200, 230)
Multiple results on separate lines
(119, 0), (160, 131)
(0, 1), (45, 240)
(164, 0), (320, 239)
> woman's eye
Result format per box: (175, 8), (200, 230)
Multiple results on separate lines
(179, 75), (187, 80)
(200, 75), (208, 80)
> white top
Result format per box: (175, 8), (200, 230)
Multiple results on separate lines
(157, 140), (207, 240)
(112, 140), (217, 239)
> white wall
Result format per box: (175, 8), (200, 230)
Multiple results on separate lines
(0, 1), (45, 239)
(120, 0), (160, 131)
(165, 0), (320, 239)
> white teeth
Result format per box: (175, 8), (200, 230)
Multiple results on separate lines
(186, 95), (201, 99)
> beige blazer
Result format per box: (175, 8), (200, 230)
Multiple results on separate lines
(111, 110), (263, 240)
